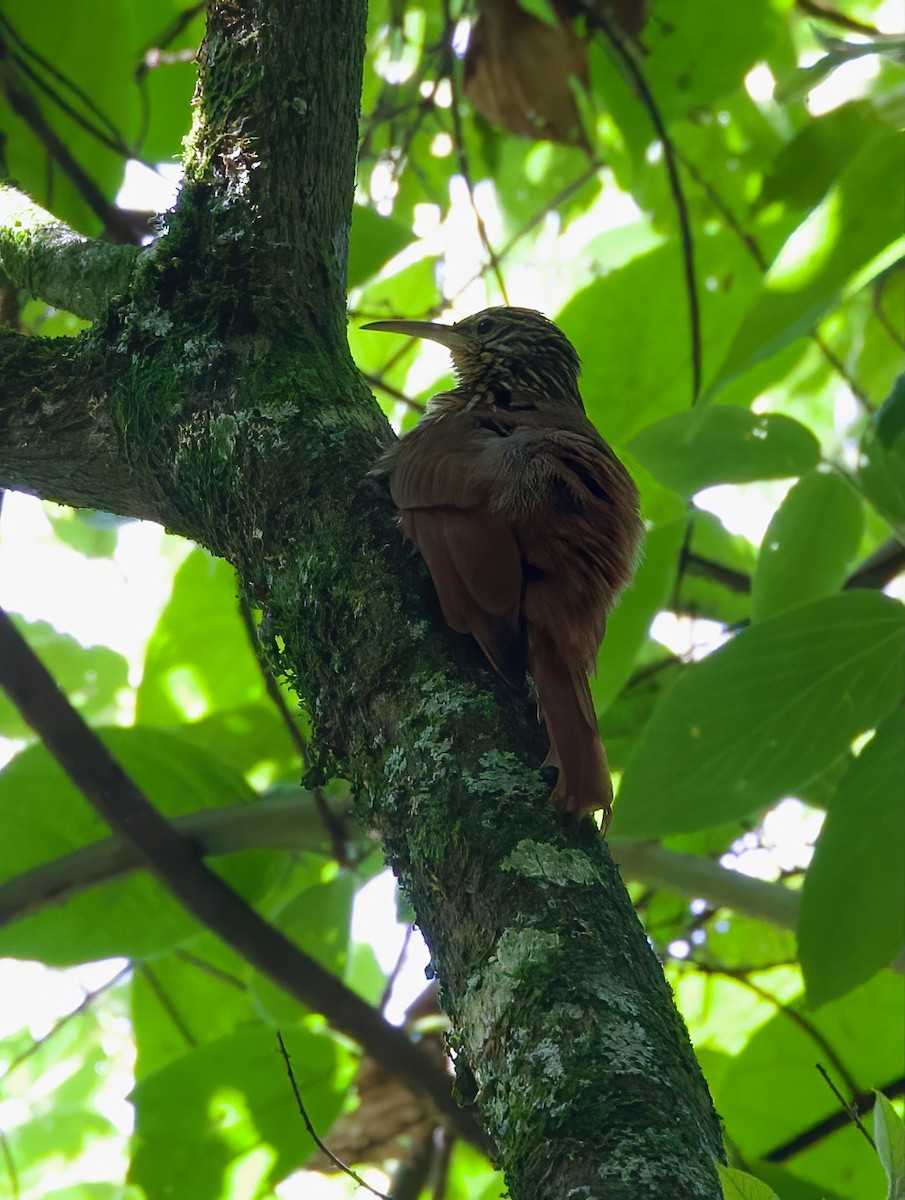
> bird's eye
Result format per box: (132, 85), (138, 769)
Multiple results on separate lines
(475, 317), (493, 335)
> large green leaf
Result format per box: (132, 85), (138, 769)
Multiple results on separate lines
(616, 592), (905, 837)
(798, 710), (905, 1007)
(562, 232), (762, 442)
(137, 548), (267, 725)
(0, 617), (128, 738)
(710, 131), (905, 395)
(0, 728), (270, 963)
(629, 408), (820, 497)
(130, 1026), (351, 1200)
(713, 972), (901, 1199)
(643, 0), (782, 118)
(758, 101), (883, 214)
(752, 470), (864, 621)
(859, 374), (905, 539)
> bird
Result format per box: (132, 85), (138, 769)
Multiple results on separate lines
(364, 306), (642, 828)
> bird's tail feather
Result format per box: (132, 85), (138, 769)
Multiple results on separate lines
(530, 632), (612, 825)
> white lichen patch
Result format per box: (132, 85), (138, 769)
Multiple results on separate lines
(464, 749), (545, 799)
(598, 1128), (716, 1196)
(502, 839), (600, 885)
(597, 1018), (662, 1080)
(586, 976), (641, 1017)
(528, 1037), (564, 1081)
(460, 927), (559, 1047)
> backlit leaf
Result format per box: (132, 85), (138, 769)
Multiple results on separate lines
(752, 470), (864, 621)
(616, 592), (905, 837)
(629, 408), (820, 497)
(798, 710), (905, 1006)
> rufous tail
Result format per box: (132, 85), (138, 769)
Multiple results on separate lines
(531, 632), (612, 827)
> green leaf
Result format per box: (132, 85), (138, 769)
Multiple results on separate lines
(714, 972), (901, 1198)
(125, 0), (203, 162)
(616, 592), (905, 837)
(515, 0), (560, 29)
(560, 244), (691, 441)
(130, 1026), (351, 1199)
(137, 548), (267, 725)
(874, 1090), (905, 1200)
(132, 934), (260, 1079)
(347, 205), (413, 289)
(743, 1162), (848, 1200)
(859, 374), (905, 538)
(643, 0), (782, 118)
(0, 617), (129, 739)
(759, 102), (883, 213)
(718, 1164), (781, 1200)
(562, 234), (762, 443)
(174, 703), (302, 780)
(629, 408), (820, 497)
(711, 131), (905, 395)
(250, 872), (355, 1023)
(592, 518), (686, 712)
(798, 710), (905, 1006)
(0, 728), (270, 964)
(752, 470), (864, 621)
(46, 507), (122, 558)
(0, 0), (136, 234)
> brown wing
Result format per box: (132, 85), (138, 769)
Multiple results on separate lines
(382, 418), (527, 688)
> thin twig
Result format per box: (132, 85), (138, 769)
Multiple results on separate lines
(0, 963), (131, 1083)
(138, 963), (198, 1047)
(765, 1075), (905, 1162)
(871, 274), (905, 352)
(276, 1031), (394, 1200)
(238, 595), (309, 761)
(380, 923), (415, 1013)
(674, 148), (767, 271)
(0, 55), (139, 243)
(238, 595), (350, 863)
(361, 370), (426, 413)
(815, 1063), (877, 1151)
(440, 0), (509, 304)
(676, 142), (874, 408)
(175, 948), (249, 991)
(811, 329), (873, 411)
(0, 13), (134, 154)
(796, 0), (883, 35)
(686, 964), (861, 1098)
(585, 6), (701, 403)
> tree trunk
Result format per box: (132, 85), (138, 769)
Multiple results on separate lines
(0, 1), (724, 1195)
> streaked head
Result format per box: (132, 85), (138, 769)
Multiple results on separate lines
(362, 306), (583, 408)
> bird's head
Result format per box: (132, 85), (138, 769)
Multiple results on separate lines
(363, 306), (584, 410)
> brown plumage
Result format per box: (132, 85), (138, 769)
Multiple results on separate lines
(364, 307), (642, 828)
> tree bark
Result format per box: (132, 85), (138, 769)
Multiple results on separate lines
(0, 1), (725, 1195)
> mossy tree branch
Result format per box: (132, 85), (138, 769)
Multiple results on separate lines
(0, 189), (139, 320)
(0, 1), (725, 1195)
